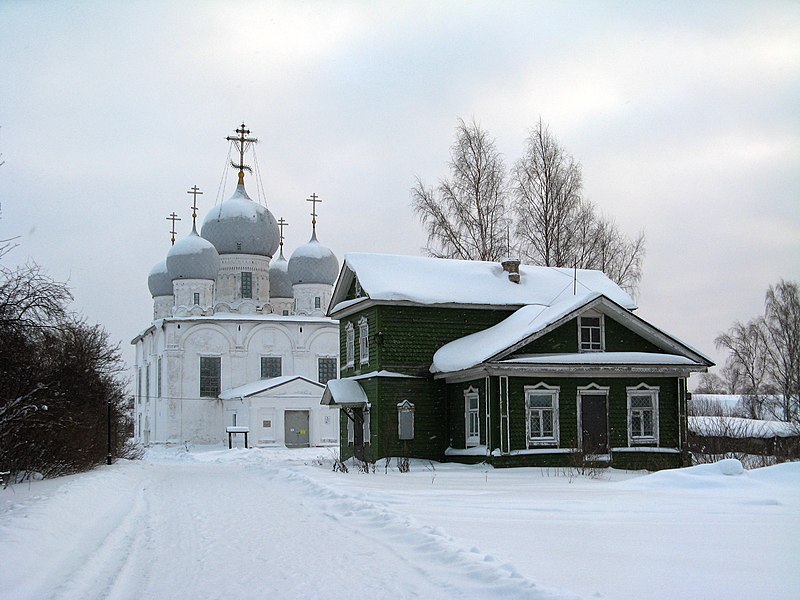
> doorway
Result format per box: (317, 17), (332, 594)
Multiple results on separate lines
(580, 393), (609, 456)
(284, 410), (310, 448)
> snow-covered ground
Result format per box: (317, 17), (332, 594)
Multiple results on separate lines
(1, 447), (798, 600)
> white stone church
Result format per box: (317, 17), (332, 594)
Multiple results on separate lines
(132, 125), (340, 447)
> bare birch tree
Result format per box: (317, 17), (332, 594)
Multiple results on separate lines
(716, 280), (800, 423)
(715, 320), (770, 419)
(763, 280), (800, 422)
(512, 119), (645, 295)
(512, 118), (583, 268)
(411, 118), (509, 261)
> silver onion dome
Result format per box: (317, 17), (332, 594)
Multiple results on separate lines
(147, 260), (173, 297)
(166, 227), (220, 281)
(269, 251), (293, 298)
(201, 183), (280, 257)
(287, 232), (339, 286)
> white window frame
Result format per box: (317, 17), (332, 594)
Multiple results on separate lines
(346, 408), (354, 445)
(345, 322), (355, 367)
(363, 408), (371, 445)
(358, 316), (369, 365)
(525, 383), (560, 446)
(578, 312), (604, 352)
(627, 383), (659, 445)
(464, 386), (480, 447)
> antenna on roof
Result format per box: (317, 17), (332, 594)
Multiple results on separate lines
(166, 212), (181, 245)
(573, 262), (577, 295)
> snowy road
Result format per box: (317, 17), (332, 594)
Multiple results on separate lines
(2, 447), (798, 599)
(1, 449), (567, 600)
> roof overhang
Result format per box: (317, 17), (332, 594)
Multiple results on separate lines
(435, 358), (709, 383)
(329, 297), (522, 319)
(321, 378), (369, 408)
(219, 375), (324, 400)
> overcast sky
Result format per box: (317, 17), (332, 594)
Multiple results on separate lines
(1, 1), (798, 387)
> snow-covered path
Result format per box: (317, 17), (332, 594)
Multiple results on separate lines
(1, 450), (567, 600)
(2, 447), (798, 599)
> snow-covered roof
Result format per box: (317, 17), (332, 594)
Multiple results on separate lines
(689, 416), (798, 438)
(219, 375), (323, 400)
(331, 253), (636, 313)
(348, 370), (421, 380)
(431, 293), (713, 374)
(501, 352), (700, 366)
(321, 378), (369, 407)
(432, 293), (598, 373)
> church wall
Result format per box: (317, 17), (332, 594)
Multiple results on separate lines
(293, 282), (333, 317)
(229, 393), (339, 447)
(172, 279), (215, 315)
(215, 254), (271, 305)
(135, 316), (339, 446)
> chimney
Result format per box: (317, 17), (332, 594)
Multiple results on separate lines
(501, 257), (521, 284)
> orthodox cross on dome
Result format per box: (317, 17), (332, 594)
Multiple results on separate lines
(226, 123), (258, 186)
(166, 212), (181, 246)
(307, 192), (321, 234)
(277, 217), (289, 253)
(187, 185), (203, 229)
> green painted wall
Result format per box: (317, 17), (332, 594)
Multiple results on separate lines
(339, 305), (512, 377)
(514, 314), (665, 356)
(447, 378), (488, 449)
(501, 376), (680, 450)
(444, 375), (683, 469)
(346, 376), (447, 463)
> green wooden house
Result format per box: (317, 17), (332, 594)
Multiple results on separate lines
(322, 253), (713, 469)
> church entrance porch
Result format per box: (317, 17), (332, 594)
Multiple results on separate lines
(284, 410), (310, 448)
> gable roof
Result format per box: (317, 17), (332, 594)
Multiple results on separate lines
(219, 375), (324, 400)
(431, 293), (713, 375)
(329, 253), (636, 316)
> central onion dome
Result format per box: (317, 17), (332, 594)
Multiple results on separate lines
(287, 231), (339, 285)
(147, 260), (172, 297)
(269, 251), (293, 298)
(200, 183), (280, 257)
(166, 226), (220, 281)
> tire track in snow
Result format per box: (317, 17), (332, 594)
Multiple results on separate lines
(276, 465), (580, 600)
(47, 484), (151, 600)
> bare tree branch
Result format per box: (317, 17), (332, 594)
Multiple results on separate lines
(411, 118), (510, 261)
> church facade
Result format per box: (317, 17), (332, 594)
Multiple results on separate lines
(132, 125), (340, 447)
